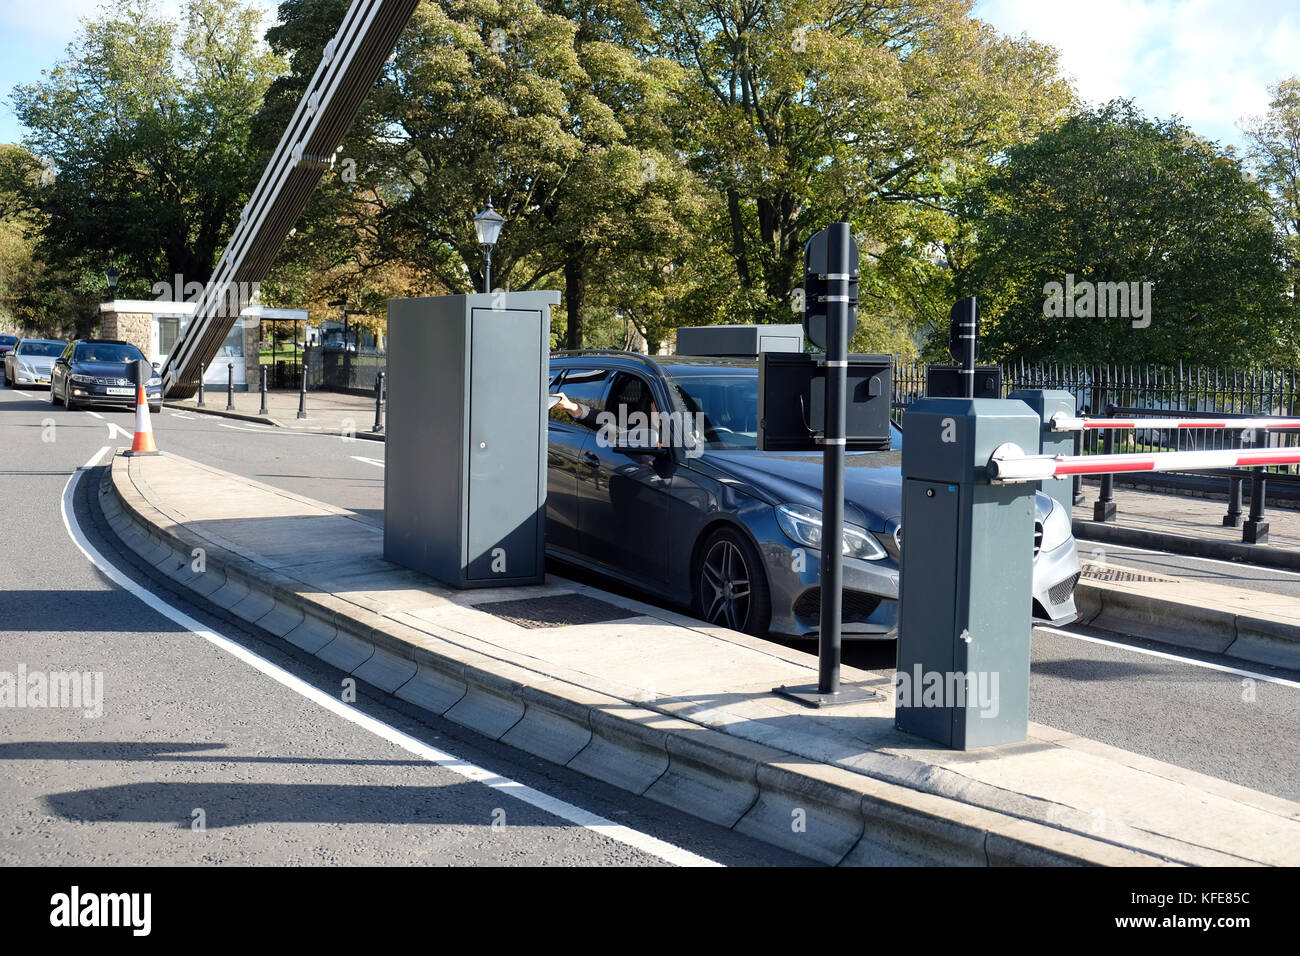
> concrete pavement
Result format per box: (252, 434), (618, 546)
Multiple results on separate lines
(103, 450), (1300, 866)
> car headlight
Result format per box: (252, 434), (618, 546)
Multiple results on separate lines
(775, 504), (888, 561)
(70, 373), (96, 384)
(1039, 499), (1072, 552)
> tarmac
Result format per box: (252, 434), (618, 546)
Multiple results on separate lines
(99, 449), (1300, 866)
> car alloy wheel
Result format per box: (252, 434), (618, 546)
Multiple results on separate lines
(697, 527), (771, 635)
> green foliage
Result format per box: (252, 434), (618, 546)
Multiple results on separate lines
(10, 0), (285, 299)
(1243, 76), (1300, 353)
(965, 101), (1291, 367)
(652, 0), (1072, 343)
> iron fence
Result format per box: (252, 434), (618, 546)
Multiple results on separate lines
(891, 358), (1300, 478)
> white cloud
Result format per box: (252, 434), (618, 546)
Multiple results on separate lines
(975, 0), (1300, 148)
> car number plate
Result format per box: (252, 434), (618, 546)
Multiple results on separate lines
(106, 387), (134, 396)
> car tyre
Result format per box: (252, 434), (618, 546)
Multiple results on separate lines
(63, 382), (77, 411)
(50, 379), (60, 404)
(149, 404), (160, 414)
(695, 525), (772, 636)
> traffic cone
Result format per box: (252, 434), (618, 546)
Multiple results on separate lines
(124, 383), (161, 456)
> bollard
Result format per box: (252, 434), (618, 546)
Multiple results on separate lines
(373, 371), (384, 432)
(1093, 426), (1117, 521)
(297, 363), (307, 420)
(1244, 467), (1269, 544)
(226, 362), (235, 410)
(1223, 475), (1244, 527)
(897, 398), (1039, 749)
(1072, 430), (1086, 505)
(197, 363), (206, 407)
(258, 365), (268, 416)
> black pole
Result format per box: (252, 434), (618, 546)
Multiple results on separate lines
(1244, 467), (1269, 544)
(817, 222), (851, 697)
(1094, 427), (1117, 521)
(197, 363), (206, 407)
(258, 364), (268, 416)
(483, 246), (492, 294)
(297, 362), (307, 420)
(373, 370), (385, 433)
(226, 362), (235, 410)
(959, 299), (977, 398)
(1072, 429), (1086, 505)
(1224, 475), (1243, 527)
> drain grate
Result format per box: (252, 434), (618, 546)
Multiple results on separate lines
(472, 593), (642, 629)
(1080, 563), (1173, 584)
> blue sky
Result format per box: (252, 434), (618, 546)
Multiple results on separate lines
(1, 0), (1296, 152)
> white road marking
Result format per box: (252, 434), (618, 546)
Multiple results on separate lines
(83, 446), (111, 469)
(15, 390), (33, 398)
(85, 410), (104, 420)
(59, 467), (719, 867)
(1045, 626), (1300, 689)
(169, 412), (195, 420)
(351, 456), (385, 469)
(106, 422), (132, 440)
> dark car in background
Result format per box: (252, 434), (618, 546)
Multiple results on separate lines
(49, 339), (162, 413)
(4, 338), (66, 388)
(545, 350), (1080, 639)
(0, 335), (16, 363)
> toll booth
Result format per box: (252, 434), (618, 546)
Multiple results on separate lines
(383, 292), (560, 587)
(896, 398), (1040, 748)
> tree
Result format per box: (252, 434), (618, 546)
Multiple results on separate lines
(650, 0), (1071, 334)
(10, 0), (285, 299)
(259, 0), (714, 349)
(1243, 76), (1300, 353)
(965, 101), (1290, 367)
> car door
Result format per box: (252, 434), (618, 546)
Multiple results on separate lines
(546, 367), (609, 557)
(577, 370), (672, 587)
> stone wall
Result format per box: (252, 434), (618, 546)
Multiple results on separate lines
(244, 320), (261, 391)
(100, 309), (152, 359)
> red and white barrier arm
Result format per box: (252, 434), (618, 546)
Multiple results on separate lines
(1048, 412), (1300, 432)
(987, 442), (1300, 484)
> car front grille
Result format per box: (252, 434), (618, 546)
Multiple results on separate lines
(93, 376), (132, 386)
(793, 588), (882, 624)
(1049, 571), (1080, 605)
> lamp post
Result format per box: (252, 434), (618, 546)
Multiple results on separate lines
(472, 199), (505, 293)
(105, 267), (120, 302)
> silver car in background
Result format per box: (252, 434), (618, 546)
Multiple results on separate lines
(3, 338), (66, 389)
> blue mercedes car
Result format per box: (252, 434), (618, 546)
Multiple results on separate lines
(545, 351), (1080, 639)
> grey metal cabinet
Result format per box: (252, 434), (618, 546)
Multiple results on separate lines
(384, 292), (561, 587)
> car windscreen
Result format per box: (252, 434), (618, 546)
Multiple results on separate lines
(73, 343), (146, 363)
(668, 371), (760, 449)
(0, 336), (16, 346)
(17, 341), (64, 357)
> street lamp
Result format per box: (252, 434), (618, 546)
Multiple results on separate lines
(472, 199), (505, 293)
(105, 267), (120, 302)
